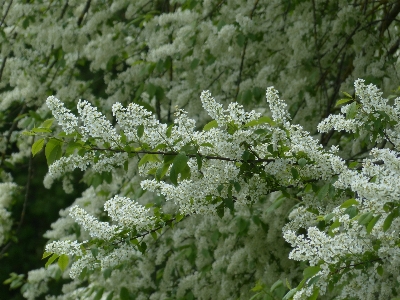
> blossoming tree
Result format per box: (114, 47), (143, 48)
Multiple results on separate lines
(0, 0), (399, 299)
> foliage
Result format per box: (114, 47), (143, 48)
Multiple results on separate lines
(0, 0), (399, 299)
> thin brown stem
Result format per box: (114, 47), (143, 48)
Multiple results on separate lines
(0, 0), (13, 26)
(77, 0), (91, 26)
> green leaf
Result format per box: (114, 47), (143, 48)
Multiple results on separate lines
(180, 164), (191, 180)
(224, 196), (234, 213)
(303, 265), (321, 279)
(340, 198), (359, 209)
(190, 58), (200, 70)
(32, 127), (52, 133)
(203, 120), (218, 131)
(236, 33), (246, 47)
(283, 288), (297, 300)
(40, 118), (54, 129)
(57, 254), (69, 271)
(291, 167), (299, 180)
(169, 165), (178, 185)
(309, 287), (319, 300)
(196, 154), (202, 171)
(346, 101), (358, 119)
(156, 163), (169, 181)
(91, 247), (99, 258)
(348, 161), (359, 169)
(45, 138), (62, 166)
(254, 128), (267, 135)
(166, 124), (174, 137)
(42, 252), (52, 259)
(266, 196), (284, 214)
(383, 210), (398, 232)
(251, 280), (264, 292)
(105, 291), (114, 300)
(200, 142), (214, 148)
(324, 213), (335, 222)
(342, 91), (353, 98)
(103, 268), (112, 279)
(241, 89), (252, 104)
(328, 219), (340, 236)
(298, 158), (307, 167)
(270, 279), (283, 292)
(316, 184), (330, 201)
(344, 205), (358, 219)
(93, 288), (104, 300)
(65, 141), (83, 156)
(358, 212), (374, 225)
(176, 213), (184, 222)
(233, 181), (241, 192)
(307, 275), (321, 287)
(366, 214), (381, 234)
(172, 152), (189, 173)
(377, 265), (383, 276)
(32, 138), (45, 156)
(119, 287), (131, 300)
(137, 124), (144, 138)
(45, 253), (59, 268)
(138, 154), (159, 167)
(335, 98), (352, 107)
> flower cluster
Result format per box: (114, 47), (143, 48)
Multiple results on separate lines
(104, 195), (155, 231)
(46, 96), (78, 134)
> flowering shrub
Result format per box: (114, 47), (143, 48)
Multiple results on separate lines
(18, 79), (399, 299)
(0, 0), (400, 299)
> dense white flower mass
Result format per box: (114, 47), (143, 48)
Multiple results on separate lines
(36, 78), (400, 299)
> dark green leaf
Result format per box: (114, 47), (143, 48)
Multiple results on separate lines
(120, 287), (132, 300)
(169, 165), (177, 185)
(190, 58), (200, 70)
(303, 265), (321, 279)
(196, 154), (202, 171)
(236, 33), (246, 47)
(298, 158), (307, 167)
(316, 184), (330, 201)
(103, 268), (112, 279)
(266, 196), (284, 214)
(137, 124), (144, 138)
(366, 215), (381, 234)
(166, 124), (174, 138)
(45, 138), (62, 166)
(93, 288), (104, 300)
(172, 153), (189, 173)
(383, 210), (398, 232)
(291, 167), (299, 180)
(358, 212), (374, 225)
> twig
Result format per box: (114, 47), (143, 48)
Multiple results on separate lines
(234, 0), (259, 101)
(0, 0), (13, 26)
(77, 0), (91, 26)
(0, 56), (7, 82)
